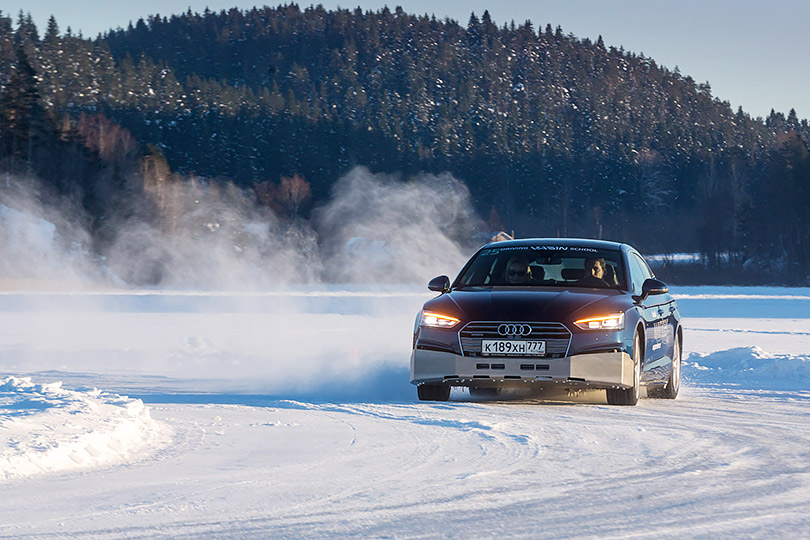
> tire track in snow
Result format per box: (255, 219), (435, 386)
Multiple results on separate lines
(3, 388), (810, 539)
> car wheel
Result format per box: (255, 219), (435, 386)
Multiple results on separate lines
(663, 335), (682, 398)
(606, 331), (641, 406)
(417, 384), (450, 401)
(648, 334), (681, 399)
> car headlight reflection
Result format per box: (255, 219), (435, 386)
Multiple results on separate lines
(574, 313), (625, 331)
(420, 311), (461, 328)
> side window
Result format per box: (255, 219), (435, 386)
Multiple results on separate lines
(459, 256), (496, 286)
(635, 254), (654, 280)
(628, 254), (647, 295)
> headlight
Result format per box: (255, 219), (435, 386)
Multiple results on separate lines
(574, 313), (625, 331)
(420, 311), (461, 328)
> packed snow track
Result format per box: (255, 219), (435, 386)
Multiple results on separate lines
(1, 287), (809, 538)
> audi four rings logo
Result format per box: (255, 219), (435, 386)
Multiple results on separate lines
(497, 324), (532, 336)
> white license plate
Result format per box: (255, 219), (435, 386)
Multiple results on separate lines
(481, 340), (546, 356)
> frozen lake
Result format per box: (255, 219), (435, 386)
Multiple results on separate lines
(1, 285), (809, 538)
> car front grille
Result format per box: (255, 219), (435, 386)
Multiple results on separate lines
(459, 321), (572, 358)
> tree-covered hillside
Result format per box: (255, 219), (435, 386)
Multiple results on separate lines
(1, 5), (809, 283)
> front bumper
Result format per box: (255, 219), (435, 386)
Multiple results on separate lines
(410, 349), (635, 389)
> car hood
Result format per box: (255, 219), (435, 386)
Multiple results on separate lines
(423, 287), (630, 323)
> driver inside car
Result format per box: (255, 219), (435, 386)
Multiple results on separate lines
(506, 258), (532, 284)
(578, 257), (609, 287)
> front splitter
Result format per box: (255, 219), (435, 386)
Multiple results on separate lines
(410, 349), (635, 389)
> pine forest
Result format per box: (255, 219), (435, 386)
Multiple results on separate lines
(1, 5), (809, 284)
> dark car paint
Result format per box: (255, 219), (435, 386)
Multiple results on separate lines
(637, 294), (681, 384)
(415, 238), (681, 386)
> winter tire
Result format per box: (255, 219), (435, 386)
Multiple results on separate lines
(606, 331), (641, 406)
(417, 384), (450, 401)
(649, 334), (681, 399)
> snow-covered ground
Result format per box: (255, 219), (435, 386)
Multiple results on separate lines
(1, 285), (809, 538)
(0, 377), (169, 481)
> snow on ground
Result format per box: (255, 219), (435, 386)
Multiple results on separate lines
(0, 377), (170, 481)
(1, 286), (810, 538)
(687, 346), (810, 390)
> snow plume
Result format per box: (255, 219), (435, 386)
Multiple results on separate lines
(0, 176), (99, 288)
(95, 166), (485, 288)
(1, 167), (484, 289)
(104, 180), (321, 289)
(314, 167), (484, 284)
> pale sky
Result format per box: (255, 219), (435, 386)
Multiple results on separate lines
(7, 0), (809, 120)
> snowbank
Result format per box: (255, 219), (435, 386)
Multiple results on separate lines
(0, 377), (169, 480)
(685, 346), (810, 391)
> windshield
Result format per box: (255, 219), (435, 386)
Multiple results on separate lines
(455, 245), (626, 289)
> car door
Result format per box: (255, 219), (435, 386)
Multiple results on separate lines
(641, 253), (678, 363)
(627, 254), (657, 361)
(630, 251), (676, 382)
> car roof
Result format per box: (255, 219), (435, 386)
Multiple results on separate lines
(482, 237), (627, 251)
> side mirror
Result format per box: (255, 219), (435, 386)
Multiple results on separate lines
(428, 275), (451, 293)
(634, 278), (669, 302)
